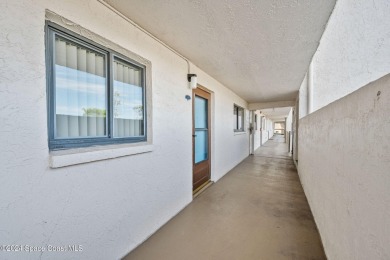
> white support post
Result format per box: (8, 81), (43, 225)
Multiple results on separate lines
(284, 117), (287, 143)
(250, 110), (255, 155)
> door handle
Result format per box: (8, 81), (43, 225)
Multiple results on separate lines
(192, 134), (197, 137)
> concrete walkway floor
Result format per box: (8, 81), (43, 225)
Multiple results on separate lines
(123, 135), (325, 260)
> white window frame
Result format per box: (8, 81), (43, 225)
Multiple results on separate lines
(45, 21), (152, 151)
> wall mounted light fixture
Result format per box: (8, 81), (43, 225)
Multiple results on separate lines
(187, 74), (197, 89)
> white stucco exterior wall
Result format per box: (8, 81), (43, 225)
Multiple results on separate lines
(0, 1), (249, 259)
(197, 71), (250, 182)
(285, 109), (292, 132)
(298, 74), (308, 119)
(298, 74), (390, 260)
(257, 113), (274, 145)
(285, 109), (293, 153)
(267, 119), (274, 140)
(292, 99), (299, 162)
(253, 111), (261, 151)
(311, 0), (390, 111)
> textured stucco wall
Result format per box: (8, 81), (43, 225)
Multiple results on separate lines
(292, 100), (299, 162)
(311, 0), (390, 111)
(285, 108), (293, 153)
(0, 0), (249, 259)
(252, 110), (274, 151)
(267, 119), (274, 140)
(298, 74), (390, 260)
(259, 115), (274, 145)
(201, 70), (250, 182)
(285, 108), (292, 132)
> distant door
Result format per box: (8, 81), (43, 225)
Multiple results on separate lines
(192, 87), (211, 192)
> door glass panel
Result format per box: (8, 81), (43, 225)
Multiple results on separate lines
(195, 130), (208, 163)
(194, 95), (208, 164)
(195, 96), (207, 129)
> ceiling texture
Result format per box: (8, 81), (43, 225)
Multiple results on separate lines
(104, 0), (336, 104)
(261, 107), (292, 121)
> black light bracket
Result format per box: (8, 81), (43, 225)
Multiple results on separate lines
(187, 74), (197, 82)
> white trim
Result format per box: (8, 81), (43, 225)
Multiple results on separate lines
(50, 143), (153, 168)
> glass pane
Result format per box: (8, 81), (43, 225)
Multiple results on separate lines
(54, 35), (107, 138)
(195, 96), (207, 129)
(238, 107), (244, 130)
(113, 58), (144, 137)
(195, 130), (208, 163)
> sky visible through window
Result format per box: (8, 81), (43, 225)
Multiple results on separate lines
(55, 65), (143, 120)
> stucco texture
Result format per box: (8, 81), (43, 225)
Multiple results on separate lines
(298, 74), (390, 260)
(105, 0), (336, 103)
(312, 0), (390, 111)
(0, 0), (249, 259)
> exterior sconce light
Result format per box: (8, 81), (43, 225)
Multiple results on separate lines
(187, 74), (197, 89)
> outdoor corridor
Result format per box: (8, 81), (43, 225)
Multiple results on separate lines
(123, 135), (325, 260)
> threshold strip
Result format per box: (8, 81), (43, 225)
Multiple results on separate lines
(193, 181), (213, 198)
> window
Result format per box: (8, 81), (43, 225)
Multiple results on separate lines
(46, 24), (146, 150)
(233, 104), (245, 132)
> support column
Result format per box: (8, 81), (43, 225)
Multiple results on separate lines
(259, 115), (263, 146)
(250, 110), (255, 155)
(284, 117), (287, 143)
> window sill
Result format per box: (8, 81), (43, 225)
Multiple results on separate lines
(49, 142), (153, 168)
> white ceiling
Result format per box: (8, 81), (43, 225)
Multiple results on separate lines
(261, 107), (292, 121)
(105, 0), (336, 103)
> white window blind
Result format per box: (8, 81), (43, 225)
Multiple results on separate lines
(47, 24), (148, 150)
(113, 58), (144, 137)
(54, 36), (107, 138)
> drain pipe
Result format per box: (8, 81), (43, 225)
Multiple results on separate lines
(307, 63), (314, 114)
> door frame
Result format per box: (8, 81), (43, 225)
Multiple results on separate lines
(192, 85), (212, 192)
